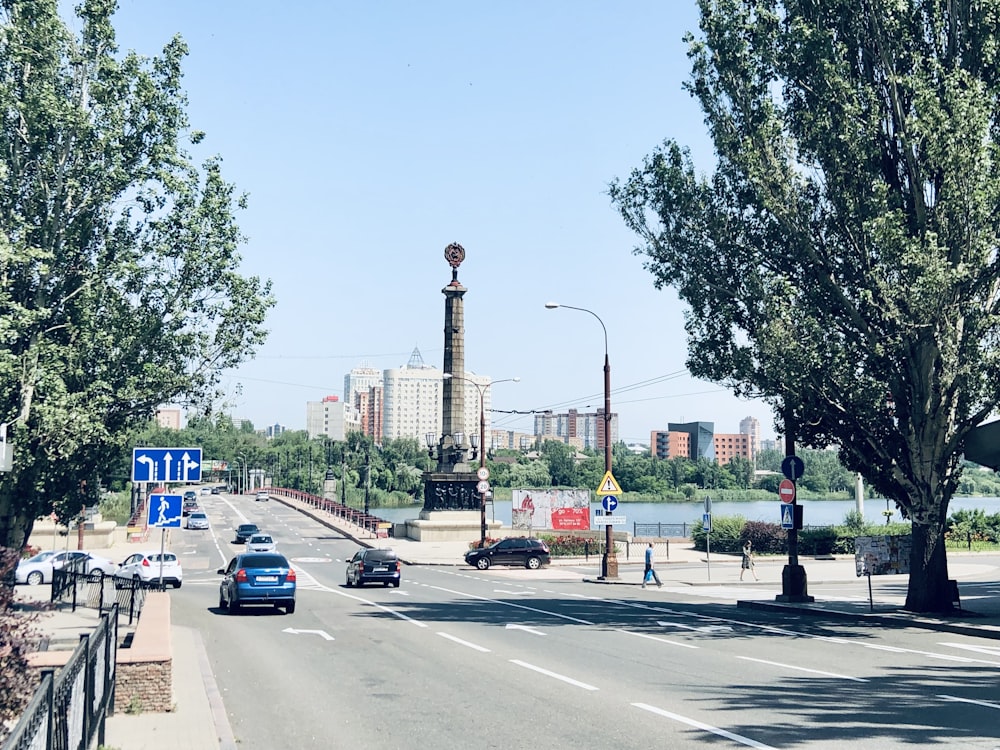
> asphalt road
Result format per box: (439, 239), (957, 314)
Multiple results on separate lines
(168, 494), (1000, 750)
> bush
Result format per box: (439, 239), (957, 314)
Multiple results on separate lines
(691, 515), (746, 553)
(538, 535), (599, 556)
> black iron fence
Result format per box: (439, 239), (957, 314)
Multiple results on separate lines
(633, 522), (695, 538)
(1, 604), (118, 750)
(51, 564), (145, 626)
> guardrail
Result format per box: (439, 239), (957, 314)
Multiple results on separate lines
(268, 487), (393, 537)
(51, 564), (145, 626)
(2, 604), (118, 750)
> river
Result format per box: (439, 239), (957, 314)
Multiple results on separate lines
(372, 496), (1000, 530)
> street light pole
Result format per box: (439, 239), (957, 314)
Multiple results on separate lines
(443, 373), (520, 547)
(545, 301), (617, 579)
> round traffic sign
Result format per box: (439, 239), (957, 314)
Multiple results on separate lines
(781, 455), (805, 481)
(778, 478), (796, 503)
(476, 480), (490, 493)
(602, 495), (618, 513)
(476, 466), (490, 481)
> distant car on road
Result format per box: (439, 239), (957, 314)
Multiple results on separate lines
(245, 533), (276, 553)
(114, 550), (183, 589)
(200, 487), (211, 495)
(210, 486), (221, 495)
(345, 548), (401, 588)
(464, 538), (550, 570)
(254, 491), (269, 502)
(186, 511), (210, 530)
(218, 552), (296, 614)
(234, 523), (260, 544)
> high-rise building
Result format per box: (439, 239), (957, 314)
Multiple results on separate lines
(739, 415), (761, 462)
(264, 423), (287, 439)
(344, 365), (383, 407)
(306, 396), (361, 440)
(155, 407), (182, 430)
(533, 408), (618, 451)
(651, 420), (758, 466)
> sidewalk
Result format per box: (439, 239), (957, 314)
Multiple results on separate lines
(18, 495), (1000, 750)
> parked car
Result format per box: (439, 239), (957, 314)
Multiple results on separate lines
(114, 550), (183, 589)
(186, 511), (210, 530)
(254, 491), (269, 502)
(234, 523), (260, 544)
(15, 550), (118, 584)
(464, 538), (551, 570)
(218, 552), (296, 614)
(345, 548), (401, 588)
(245, 533), (276, 553)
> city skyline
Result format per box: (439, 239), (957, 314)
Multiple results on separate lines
(95, 2), (778, 443)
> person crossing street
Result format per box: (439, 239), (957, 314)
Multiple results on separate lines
(642, 542), (662, 588)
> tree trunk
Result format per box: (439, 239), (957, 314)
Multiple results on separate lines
(0, 491), (31, 552)
(905, 519), (953, 613)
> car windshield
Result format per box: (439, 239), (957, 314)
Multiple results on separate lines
(148, 553), (177, 563)
(242, 554), (287, 569)
(191, 513), (207, 519)
(249, 535), (272, 544)
(25, 551), (57, 563)
(238, 525), (258, 533)
(365, 550), (397, 562)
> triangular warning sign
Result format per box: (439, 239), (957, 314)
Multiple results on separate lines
(596, 470), (623, 496)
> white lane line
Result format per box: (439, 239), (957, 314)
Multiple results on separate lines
(939, 642), (1000, 659)
(509, 660), (598, 691)
(632, 703), (776, 749)
(506, 624), (546, 636)
(617, 629), (698, 650)
(437, 632), (490, 652)
(938, 694), (1000, 710)
(427, 584), (594, 625)
(737, 656), (868, 682)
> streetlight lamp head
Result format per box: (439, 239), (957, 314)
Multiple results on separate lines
(544, 302), (560, 309)
(442, 373), (453, 379)
(512, 377), (521, 383)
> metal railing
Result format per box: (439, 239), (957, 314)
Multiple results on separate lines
(269, 487), (393, 537)
(1, 604), (118, 750)
(51, 565), (145, 625)
(633, 522), (694, 538)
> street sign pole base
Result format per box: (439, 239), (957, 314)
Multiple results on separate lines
(599, 552), (619, 580)
(775, 564), (814, 603)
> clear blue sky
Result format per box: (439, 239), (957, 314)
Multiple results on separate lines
(91, 0), (775, 443)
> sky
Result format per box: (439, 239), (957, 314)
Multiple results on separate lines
(81, 1), (777, 444)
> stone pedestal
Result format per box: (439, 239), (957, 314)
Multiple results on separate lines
(403, 510), (502, 542)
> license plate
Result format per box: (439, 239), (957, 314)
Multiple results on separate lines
(373, 566), (387, 572)
(256, 575), (278, 583)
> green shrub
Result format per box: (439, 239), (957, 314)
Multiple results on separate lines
(539, 535), (596, 556)
(692, 515), (745, 553)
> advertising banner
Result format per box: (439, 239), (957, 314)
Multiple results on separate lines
(511, 489), (591, 531)
(854, 535), (912, 576)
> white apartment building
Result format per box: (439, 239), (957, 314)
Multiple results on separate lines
(739, 415), (761, 461)
(306, 395), (361, 440)
(344, 365), (383, 406)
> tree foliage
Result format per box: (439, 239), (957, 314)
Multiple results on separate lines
(0, 1), (273, 549)
(609, 0), (1000, 612)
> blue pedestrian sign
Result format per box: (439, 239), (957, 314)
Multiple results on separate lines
(132, 447), (202, 483)
(702, 512), (712, 532)
(148, 494), (182, 528)
(780, 503), (795, 529)
(601, 495), (618, 513)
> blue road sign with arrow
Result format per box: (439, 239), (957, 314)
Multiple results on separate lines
(148, 494), (182, 528)
(132, 447), (202, 483)
(601, 496), (618, 513)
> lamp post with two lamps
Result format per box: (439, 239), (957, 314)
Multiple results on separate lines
(442, 373), (520, 547)
(545, 301), (618, 579)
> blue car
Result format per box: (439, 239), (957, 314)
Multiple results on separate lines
(218, 552), (296, 614)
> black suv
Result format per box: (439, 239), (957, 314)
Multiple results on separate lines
(464, 538), (550, 570)
(234, 523), (260, 544)
(345, 548), (401, 588)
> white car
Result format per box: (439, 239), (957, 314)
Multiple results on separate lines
(186, 511), (210, 530)
(16, 550), (117, 585)
(254, 491), (269, 502)
(245, 533), (277, 553)
(114, 550), (183, 589)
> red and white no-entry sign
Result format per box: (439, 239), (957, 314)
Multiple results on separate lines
(778, 478), (796, 503)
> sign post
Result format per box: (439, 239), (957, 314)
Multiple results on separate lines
(776, 424), (813, 603)
(702, 508), (713, 581)
(595, 471), (623, 580)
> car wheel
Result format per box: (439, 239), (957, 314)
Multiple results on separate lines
(285, 601), (295, 614)
(26, 570), (43, 586)
(383, 582), (390, 587)
(476, 558), (491, 570)
(219, 593), (226, 610)
(526, 556), (541, 570)
(89, 569), (105, 583)
(230, 600), (240, 614)
(173, 581), (182, 589)
(392, 581), (400, 588)
(345, 574), (352, 588)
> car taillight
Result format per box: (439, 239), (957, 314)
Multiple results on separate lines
(394, 560), (400, 571)
(142, 558), (150, 567)
(235, 568), (247, 582)
(286, 568), (296, 582)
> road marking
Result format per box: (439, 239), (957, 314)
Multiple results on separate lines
(657, 620), (732, 633)
(616, 629), (698, 649)
(939, 642), (1000, 659)
(509, 660), (598, 691)
(282, 628), (334, 641)
(738, 656), (868, 682)
(437, 632), (490, 652)
(493, 589), (532, 595)
(632, 703), (775, 749)
(506, 624), (545, 636)
(427, 584), (594, 625)
(938, 694), (1000, 710)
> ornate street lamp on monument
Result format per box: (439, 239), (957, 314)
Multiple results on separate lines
(545, 302), (618, 579)
(443, 373), (520, 547)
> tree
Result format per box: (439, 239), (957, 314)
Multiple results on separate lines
(0, 1), (273, 549)
(609, 0), (1000, 612)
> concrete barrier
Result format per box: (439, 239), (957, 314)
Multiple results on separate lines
(114, 591), (172, 713)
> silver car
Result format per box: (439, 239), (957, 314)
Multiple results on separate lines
(16, 550), (117, 584)
(186, 511), (210, 530)
(245, 534), (276, 553)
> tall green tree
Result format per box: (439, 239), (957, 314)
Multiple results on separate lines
(0, 0), (273, 549)
(609, 0), (1000, 612)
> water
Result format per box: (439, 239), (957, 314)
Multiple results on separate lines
(373, 496), (1000, 530)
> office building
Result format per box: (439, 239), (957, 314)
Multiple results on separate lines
(533, 408), (619, 451)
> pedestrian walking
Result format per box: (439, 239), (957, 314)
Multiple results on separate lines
(740, 540), (757, 581)
(642, 542), (662, 588)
